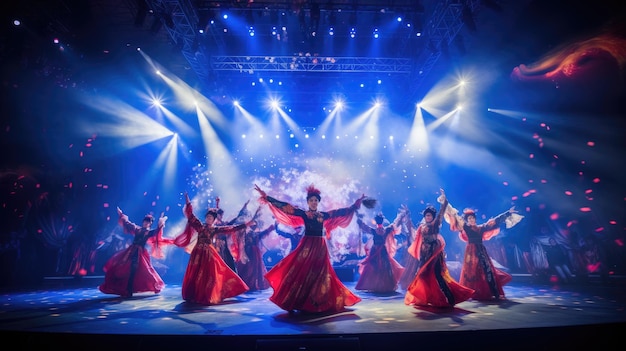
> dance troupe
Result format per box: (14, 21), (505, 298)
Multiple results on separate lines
(98, 184), (524, 313)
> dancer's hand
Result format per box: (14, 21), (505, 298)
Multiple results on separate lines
(254, 184), (266, 198)
(354, 194), (365, 208)
(158, 213), (168, 227)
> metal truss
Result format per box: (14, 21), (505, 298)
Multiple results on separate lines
(144, 0), (482, 101)
(146, 0), (211, 89)
(408, 0), (481, 99)
(210, 56), (413, 74)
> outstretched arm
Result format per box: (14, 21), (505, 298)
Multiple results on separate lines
(434, 188), (448, 226)
(158, 212), (168, 229)
(356, 215), (372, 232)
(226, 199), (251, 225)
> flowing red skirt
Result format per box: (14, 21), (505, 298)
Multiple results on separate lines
(460, 243), (512, 300)
(181, 242), (249, 305)
(99, 245), (164, 296)
(355, 244), (404, 293)
(265, 236), (362, 313)
(236, 244), (270, 291)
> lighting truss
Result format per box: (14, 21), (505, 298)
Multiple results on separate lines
(210, 56), (412, 74)
(146, 0), (211, 89)
(407, 0), (482, 99)
(146, 0), (481, 102)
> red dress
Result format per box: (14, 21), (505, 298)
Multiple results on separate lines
(173, 203), (249, 305)
(398, 216), (421, 290)
(446, 207), (519, 301)
(354, 219), (404, 293)
(261, 195), (362, 313)
(99, 216), (165, 297)
(236, 224), (275, 291)
(404, 199), (474, 308)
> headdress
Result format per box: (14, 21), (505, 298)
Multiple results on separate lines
(143, 214), (155, 223)
(374, 212), (385, 225)
(205, 207), (219, 218)
(306, 184), (321, 200)
(462, 208), (476, 220)
(422, 205), (436, 217)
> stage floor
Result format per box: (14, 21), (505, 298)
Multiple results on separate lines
(1, 275), (625, 350)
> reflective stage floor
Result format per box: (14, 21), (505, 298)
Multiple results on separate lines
(1, 275), (625, 350)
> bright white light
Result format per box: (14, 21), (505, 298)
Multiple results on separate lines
(334, 100), (344, 110)
(377, 79), (382, 84)
(233, 100), (240, 106)
(13, 19), (21, 26)
(397, 17), (402, 22)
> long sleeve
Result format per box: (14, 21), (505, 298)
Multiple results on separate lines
(118, 215), (140, 235)
(433, 195), (448, 230)
(263, 196), (306, 228)
(322, 199), (361, 238)
(174, 203), (201, 248)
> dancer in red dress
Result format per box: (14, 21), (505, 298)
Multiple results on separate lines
(235, 220), (275, 291)
(99, 207), (168, 297)
(404, 189), (474, 308)
(398, 204), (421, 290)
(254, 184), (372, 313)
(443, 199), (523, 301)
(354, 210), (406, 293)
(173, 193), (255, 305)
